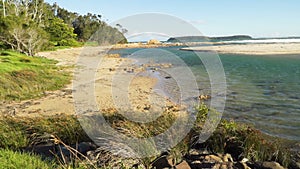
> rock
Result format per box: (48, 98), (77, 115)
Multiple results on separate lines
(223, 153), (233, 162)
(190, 162), (215, 169)
(213, 163), (221, 169)
(189, 149), (209, 156)
(262, 161), (285, 169)
(8, 107), (17, 116)
(147, 39), (161, 45)
(176, 160), (191, 169)
(241, 158), (249, 163)
(198, 95), (211, 101)
(151, 155), (173, 169)
(105, 54), (120, 58)
(87, 147), (142, 168)
(220, 162), (234, 169)
(205, 155), (223, 163)
(109, 68), (115, 71)
(124, 67), (134, 73)
(224, 140), (244, 161)
(24, 141), (97, 162)
(143, 104), (151, 111)
(235, 162), (251, 169)
(295, 162), (300, 169)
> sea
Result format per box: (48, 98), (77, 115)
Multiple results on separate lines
(109, 40), (300, 141)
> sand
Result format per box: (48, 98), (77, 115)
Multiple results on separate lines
(1, 46), (171, 117)
(181, 43), (300, 55)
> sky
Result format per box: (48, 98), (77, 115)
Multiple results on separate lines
(45, 0), (300, 39)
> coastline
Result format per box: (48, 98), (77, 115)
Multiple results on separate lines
(0, 46), (299, 168)
(180, 43), (300, 55)
(5, 46), (172, 117)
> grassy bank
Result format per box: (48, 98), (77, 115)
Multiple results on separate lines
(0, 50), (70, 101)
(0, 106), (294, 168)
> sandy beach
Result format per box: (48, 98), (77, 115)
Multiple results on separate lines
(4, 42), (300, 117)
(1, 46), (176, 117)
(181, 43), (300, 55)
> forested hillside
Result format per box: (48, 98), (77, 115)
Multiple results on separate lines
(0, 0), (127, 56)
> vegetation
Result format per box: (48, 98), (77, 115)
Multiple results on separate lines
(0, 0), (127, 56)
(0, 1), (295, 169)
(0, 50), (70, 101)
(0, 115), (89, 150)
(0, 149), (55, 169)
(0, 104), (293, 168)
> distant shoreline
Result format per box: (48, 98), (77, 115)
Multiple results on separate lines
(180, 43), (300, 55)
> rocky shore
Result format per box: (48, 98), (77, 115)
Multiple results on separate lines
(23, 135), (294, 169)
(1, 46), (299, 169)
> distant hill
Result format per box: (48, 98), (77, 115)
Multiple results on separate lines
(167, 35), (253, 43)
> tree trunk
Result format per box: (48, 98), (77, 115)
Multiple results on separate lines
(2, 0), (6, 17)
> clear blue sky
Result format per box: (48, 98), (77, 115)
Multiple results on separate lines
(45, 0), (300, 38)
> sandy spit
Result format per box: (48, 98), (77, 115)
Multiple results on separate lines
(181, 43), (300, 55)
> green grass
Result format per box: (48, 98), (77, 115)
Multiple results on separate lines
(0, 50), (70, 101)
(0, 115), (90, 150)
(0, 149), (55, 169)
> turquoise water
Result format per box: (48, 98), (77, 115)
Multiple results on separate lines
(110, 46), (300, 141)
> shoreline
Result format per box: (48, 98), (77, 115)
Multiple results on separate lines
(1, 46), (299, 168)
(180, 43), (300, 55)
(4, 46), (175, 117)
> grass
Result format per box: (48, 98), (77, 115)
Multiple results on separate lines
(0, 149), (55, 169)
(0, 50), (70, 101)
(194, 117), (292, 167)
(0, 115), (90, 150)
(0, 105), (294, 168)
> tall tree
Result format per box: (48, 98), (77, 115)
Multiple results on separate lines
(0, 0), (50, 55)
(45, 17), (78, 46)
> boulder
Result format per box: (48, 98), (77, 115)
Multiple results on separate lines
(151, 155), (173, 169)
(234, 162), (251, 169)
(147, 39), (161, 45)
(262, 161), (285, 169)
(176, 160), (191, 169)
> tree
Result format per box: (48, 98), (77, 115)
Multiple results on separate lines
(1, 0), (6, 17)
(0, 0), (50, 55)
(73, 13), (127, 44)
(45, 17), (78, 46)
(0, 15), (48, 56)
(0, 0), (128, 55)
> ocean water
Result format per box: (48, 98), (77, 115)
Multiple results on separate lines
(110, 46), (300, 141)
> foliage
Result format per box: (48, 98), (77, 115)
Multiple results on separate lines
(0, 106), (294, 168)
(0, 50), (70, 101)
(196, 119), (291, 167)
(71, 13), (127, 44)
(0, 0), (51, 56)
(54, 4), (127, 44)
(45, 17), (79, 47)
(0, 0), (127, 55)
